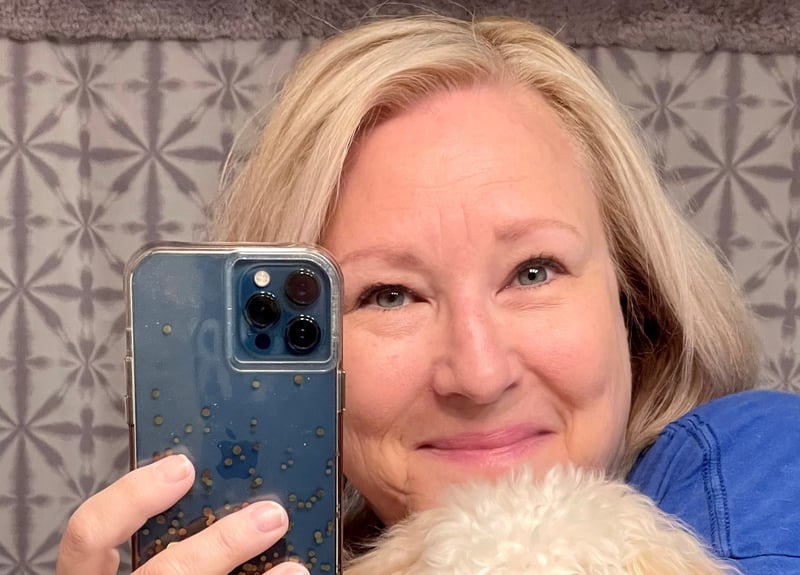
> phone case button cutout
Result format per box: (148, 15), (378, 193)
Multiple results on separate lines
(124, 394), (134, 427)
(338, 369), (346, 412)
(124, 356), (133, 392)
(123, 356), (134, 426)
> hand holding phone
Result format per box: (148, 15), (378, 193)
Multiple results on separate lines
(56, 454), (308, 575)
(124, 243), (343, 575)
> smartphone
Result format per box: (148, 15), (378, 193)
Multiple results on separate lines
(124, 243), (343, 574)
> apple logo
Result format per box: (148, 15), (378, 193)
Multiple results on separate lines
(216, 428), (260, 479)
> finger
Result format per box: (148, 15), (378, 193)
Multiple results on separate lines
(269, 560), (311, 575)
(57, 454), (195, 575)
(137, 500), (292, 575)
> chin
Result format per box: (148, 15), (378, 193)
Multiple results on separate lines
(346, 465), (738, 575)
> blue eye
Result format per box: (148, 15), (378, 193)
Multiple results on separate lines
(517, 264), (548, 286)
(357, 284), (410, 309)
(512, 257), (563, 288)
(374, 287), (406, 308)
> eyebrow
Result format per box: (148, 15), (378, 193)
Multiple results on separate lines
(495, 217), (583, 244)
(336, 247), (426, 269)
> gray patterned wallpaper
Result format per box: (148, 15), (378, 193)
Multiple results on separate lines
(0, 38), (797, 574)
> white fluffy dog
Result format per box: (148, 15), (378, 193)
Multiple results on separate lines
(345, 466), (739, 575)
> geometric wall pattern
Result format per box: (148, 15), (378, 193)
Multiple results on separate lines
(0, 38), (796, 573)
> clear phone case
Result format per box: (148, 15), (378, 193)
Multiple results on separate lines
(125, 243), (342, 574)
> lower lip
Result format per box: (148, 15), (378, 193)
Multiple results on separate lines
(420, 433), (552, 468)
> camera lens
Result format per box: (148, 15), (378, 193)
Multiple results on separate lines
(285, 316), (321, 353)
(285, 270), (321, 306)
(245, 292), (280, 328)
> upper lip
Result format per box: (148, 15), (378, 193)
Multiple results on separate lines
(419, 426), (549, 450)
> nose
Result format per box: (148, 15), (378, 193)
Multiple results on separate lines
(430, 298), (521, 405)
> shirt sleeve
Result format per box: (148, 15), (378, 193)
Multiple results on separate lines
(626, 390), (800, 574)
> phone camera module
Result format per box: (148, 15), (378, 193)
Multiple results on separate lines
(285, 270), (321, 306)
(245, 292), (281, 328)
(285, 316), (321, 353)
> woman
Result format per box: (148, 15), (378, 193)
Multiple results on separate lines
(56, 16), (800, 575)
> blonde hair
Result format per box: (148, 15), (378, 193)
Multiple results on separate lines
(215, 14), (760, 543)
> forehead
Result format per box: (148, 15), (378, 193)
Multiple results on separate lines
(327, 85), (603, 246)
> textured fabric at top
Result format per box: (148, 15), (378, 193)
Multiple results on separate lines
(4, 1), (800, 54)
(0, 38), (798, 574)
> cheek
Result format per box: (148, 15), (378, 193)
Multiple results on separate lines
(539, 311), (630, 403)
(339, 315), (431, 463)
(343, 322), (416, 429)
(535, 276), (630, 397)
(340, 316), (436, 520)
(523, 295), (631, 466)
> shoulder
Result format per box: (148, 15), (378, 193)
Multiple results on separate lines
(628, 390), (800, 489)
(627, 390), (800, 572)
(674, 389), (800, 457)
(687, 388), (800, 425)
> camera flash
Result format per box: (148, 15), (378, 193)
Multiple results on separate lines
(254, 270), (270, 287)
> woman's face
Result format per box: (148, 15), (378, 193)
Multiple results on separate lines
(323, 85), (632, 525)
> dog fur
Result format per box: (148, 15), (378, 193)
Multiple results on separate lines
(344, 466), (739, 575)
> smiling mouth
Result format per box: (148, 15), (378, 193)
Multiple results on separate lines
(419, 427), (552, 464)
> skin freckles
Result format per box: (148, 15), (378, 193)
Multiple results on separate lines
(323, 83), (633, 525)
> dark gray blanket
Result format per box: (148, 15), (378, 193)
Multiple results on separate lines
(1, 0), (799, 53)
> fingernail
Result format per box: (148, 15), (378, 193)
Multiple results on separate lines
(153, 454), (192, 483)
(273, 560), (310, 575)
(285, 565), (310, 575)
(251, 501), (287, 533)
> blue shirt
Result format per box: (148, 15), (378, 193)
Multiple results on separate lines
(627, 390), (800, 573)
